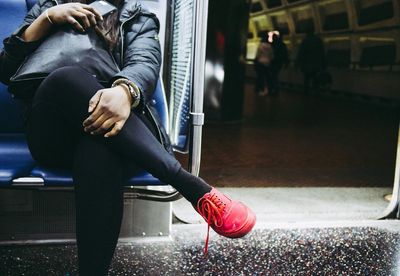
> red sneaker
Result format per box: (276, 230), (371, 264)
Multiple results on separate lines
(195, 188), (256, 254)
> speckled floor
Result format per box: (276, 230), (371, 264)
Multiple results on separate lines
(1, 225), (399, 275)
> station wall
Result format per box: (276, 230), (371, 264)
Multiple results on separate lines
(247, 0), (400, 100)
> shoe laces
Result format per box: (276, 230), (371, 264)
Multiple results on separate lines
(197, 193), (226, 255)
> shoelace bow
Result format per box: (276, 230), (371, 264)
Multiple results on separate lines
(197, 194), (226, 255)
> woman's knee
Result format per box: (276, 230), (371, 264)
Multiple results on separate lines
(44, 66), (90, 88)
(35, 66), (101, 102)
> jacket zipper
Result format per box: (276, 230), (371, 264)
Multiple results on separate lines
(119, 7), (141, 65)
(110, 52), (121, 72)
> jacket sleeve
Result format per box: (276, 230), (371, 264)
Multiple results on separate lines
(0, 2), (44, 85)
(110, 15), (162, 110)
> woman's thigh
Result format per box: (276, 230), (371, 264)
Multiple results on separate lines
(25, 66), (102, 168)
(26, 101), (79, 169)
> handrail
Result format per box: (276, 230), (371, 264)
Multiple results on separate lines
(380, 124), (400, 219)
(188, 0), (209, 177)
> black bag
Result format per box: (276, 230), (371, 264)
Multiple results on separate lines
(9, 27), (120, 99)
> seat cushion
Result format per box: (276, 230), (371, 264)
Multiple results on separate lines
(126, 171), (166, 186)
(0, 134), (35, 185)
(31, 166), (164, 186)
(0, 134), (164, 187)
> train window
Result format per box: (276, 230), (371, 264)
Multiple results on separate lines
(357, 0), (394, 26)
(270, 15), (290, 35)
(295, 18), (314, 34)
(251, 2), (263, 13)
(292, 8), (315, 34)
(319, 1), (349, 31)
(360, 43), (396, 67)
(323, 13), (349, 31)
(266, 0), (282, 9)
(168, 0), (194, 149)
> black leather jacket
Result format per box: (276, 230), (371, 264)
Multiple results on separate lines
(0, 0), (161, 108)
(0, 0), (173, 154)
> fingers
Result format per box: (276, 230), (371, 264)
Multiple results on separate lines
(69, 4), (102, 31)
(88, 90), (103, 113)
(84, 113), (109, 134)
(83, 105), (103, 129)
(79, 8), (98, 27)
(83, 91), (112, 130)
(104, 121), (125, 138)
(67, 16), (85, 32)
(71, 10), (91, 30)
(81, 4), (103, 21)
(83, 88), (130, 137)
(91, 118), (117, 136)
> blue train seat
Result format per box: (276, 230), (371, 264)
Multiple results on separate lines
(0, 0), (170, 190)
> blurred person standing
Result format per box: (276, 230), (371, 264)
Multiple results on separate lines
(254, 31), (273, 96)
(296, 29), (325, 94)
(269, 32), (289, 96)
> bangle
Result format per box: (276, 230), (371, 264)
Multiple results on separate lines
(118, 83), (134, 105)
(45, 9), (54, 25)
(111, 78), (141, 108)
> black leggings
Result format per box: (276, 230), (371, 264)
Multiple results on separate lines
(25, 66), (211, 275)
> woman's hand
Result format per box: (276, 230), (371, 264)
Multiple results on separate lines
(83, 86), (133, 138)
(21, 3), (103, 42)
(47, 3), (103, 32)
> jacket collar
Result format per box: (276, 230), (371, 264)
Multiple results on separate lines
(119, 0), (141, 23)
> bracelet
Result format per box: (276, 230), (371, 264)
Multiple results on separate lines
(111, 78), (141, 108)
(45, 9), (54, 25)
(118, 83), (134, 105)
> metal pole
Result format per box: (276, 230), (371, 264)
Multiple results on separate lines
(380, 124), (400, 218)
(188, 0), (209, 176)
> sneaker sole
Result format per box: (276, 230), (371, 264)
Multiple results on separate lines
(216, 210), (257, 239)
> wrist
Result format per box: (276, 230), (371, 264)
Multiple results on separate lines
(21, 13), (53, 42)
(116, 84), (134, 105)
(111, 78), (141, 109)
(45, 9), (54, 25)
